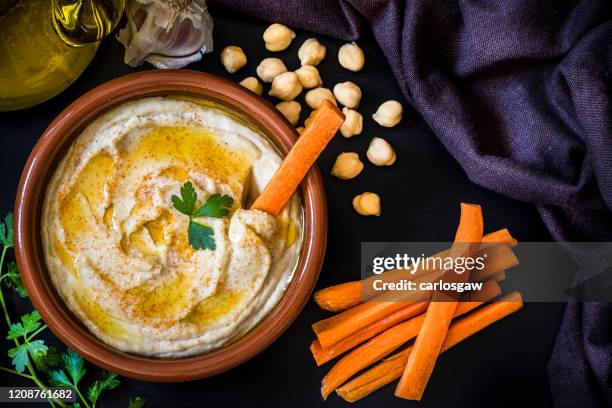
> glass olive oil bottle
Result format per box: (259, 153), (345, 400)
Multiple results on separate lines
(0, 0), (124, 111)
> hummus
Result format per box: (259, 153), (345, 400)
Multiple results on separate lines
(41, 97), (303, 357)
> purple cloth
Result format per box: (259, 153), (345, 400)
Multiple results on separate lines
(210, 0), (612, 406)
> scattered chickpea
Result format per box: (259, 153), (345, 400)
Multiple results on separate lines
(263, 23), (295, 51)
(340, 107), (363, 138)
(295, 66), (322, 89)
(338, 42), (365, 72)
(296, 126), (304, 134)
(352, 192), (381, 216)
(239, 76), (263, 95)
(298, 38), (326, 66)
(269, 72), (302, 101)
(275, 101), (301, 125)
(331, 152), (364, 180)
(220, 46), (247, 74)
(367, 137), (396, 166)
(373, 100), (403, 127)
(256, 58), (288, 83)
(333, 81), (362, 108)
(305, 87), (336, 110)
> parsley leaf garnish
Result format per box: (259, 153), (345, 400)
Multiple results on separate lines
(193, 194), (234, 218)
(49, 368), (72, 387)
(8, 343), (30, 373)
(188, 221), (216, 251)
(8, 339), (46, 373)
(63, 348), (86, 386)
(88, 371), (120, 407)
(7, 311), (42, 340)
(171, 182), (197, 216)
(2, 262), (27, 297)
(0, 212), (13, 248)
(171, 182), (233, 251)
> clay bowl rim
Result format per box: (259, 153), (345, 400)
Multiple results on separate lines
(14, 70), (327, 382)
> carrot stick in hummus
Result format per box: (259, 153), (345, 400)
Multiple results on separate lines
(251, 100), (344, 216)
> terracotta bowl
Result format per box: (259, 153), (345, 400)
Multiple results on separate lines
(14, 70), (327, 382)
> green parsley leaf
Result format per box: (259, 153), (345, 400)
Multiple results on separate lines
(3, 262), (27, 297)
(172, 182), (234, 251)
(35, 345), (61, 371)
(171, 182), (197, 216)
(128, 397), (146, 408)
(0, 212), (13, 248)
(193, 194), (234, 218)
(88, 371), (120, 407)
(63, 349), (86, 386)
(26, 340), (49, 368)
(188, 221), (215, 251)
(49, 369), (72, 387)
(7, 311), (42, 340)
(8, 344), (29, 372)
(8, 332), (49, 373)
(72, 404), (82, 408)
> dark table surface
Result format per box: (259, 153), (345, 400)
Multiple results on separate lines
(0, 6), (565, 408)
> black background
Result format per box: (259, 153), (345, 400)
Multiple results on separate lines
(0, 6), (565, 407)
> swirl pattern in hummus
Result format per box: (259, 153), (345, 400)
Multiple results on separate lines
(41, 97), (302, 357)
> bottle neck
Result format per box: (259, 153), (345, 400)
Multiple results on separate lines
(52, 0), (125, 47)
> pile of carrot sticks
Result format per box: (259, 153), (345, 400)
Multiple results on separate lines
(311, 203), (523, 402)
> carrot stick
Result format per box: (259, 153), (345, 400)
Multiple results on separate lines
(314, 228), (516, 312)
(337, 292), (523, 402)
(251, 100), (344, 216)
(395, 203), (483, 400)
(310, 302), (429, 366)
(314, 281), (362, 312)
(320, 281), (500, 399)
(481, 228), (517, 247)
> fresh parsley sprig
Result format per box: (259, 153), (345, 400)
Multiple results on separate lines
(0, 212), (144, 408)
(171, 182), (234, 251)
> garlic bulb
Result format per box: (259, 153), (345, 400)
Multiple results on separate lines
(118, 0), (214, 69)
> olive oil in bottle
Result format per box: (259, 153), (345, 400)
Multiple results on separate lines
(0, 0), (124, 111)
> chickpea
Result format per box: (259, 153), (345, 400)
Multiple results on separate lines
(239, 76), (263, 95)
(333, 81), (362, 108)
(352, 192), (381, 216)
(367, 137), (396, 166)
(340, 107), (363, 138)
(305, 87), (336, 110)
(269, 72), (302, 101)
(338, 42), (365, 72)
(275, 101), (301, 125)
(256, 58), (288, 83)
(298, 38), (326, 66)
(331, 152), (364, 180)
(373, 100), (403, 127)
(263, 23), (295, 51)
(220, 46), (247, 74)
(295, 66), (322, 89)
